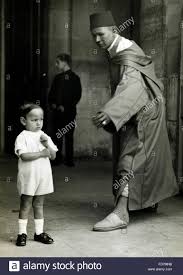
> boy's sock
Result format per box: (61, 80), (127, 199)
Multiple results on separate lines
(18, 219), (28, 235)
(34, 219), (44, 235)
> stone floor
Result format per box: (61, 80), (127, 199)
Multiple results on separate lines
(0, 156), (183, 257)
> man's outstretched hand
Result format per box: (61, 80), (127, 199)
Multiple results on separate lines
(92, 112), (111, 128)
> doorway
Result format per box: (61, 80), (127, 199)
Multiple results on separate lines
(4, 0), (48, 153)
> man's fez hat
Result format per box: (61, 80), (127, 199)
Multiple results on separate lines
(90, 11), (115, 30)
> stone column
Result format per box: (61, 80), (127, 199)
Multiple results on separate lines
(139, 0), (182, 170)
(48, 0), (72, 83)
(0, 0), (5, 155)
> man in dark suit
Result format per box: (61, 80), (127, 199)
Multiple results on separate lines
(48, 53), (82, 166)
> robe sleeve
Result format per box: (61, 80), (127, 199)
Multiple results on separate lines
(101, 65), (149, 132)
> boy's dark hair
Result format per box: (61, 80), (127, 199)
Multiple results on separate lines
(20, 103), (43, 118)
(56, 53), (71, 66)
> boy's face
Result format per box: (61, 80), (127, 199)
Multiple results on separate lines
(20, 108), (44, 132)
(55, 58), (65, 72)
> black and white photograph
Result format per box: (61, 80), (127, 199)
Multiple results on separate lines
(0, 0), (183, 274)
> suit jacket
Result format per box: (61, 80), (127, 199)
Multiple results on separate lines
(48, 70), (82, 119)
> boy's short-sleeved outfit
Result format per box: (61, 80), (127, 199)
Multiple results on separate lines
(15, 130), (58, 196)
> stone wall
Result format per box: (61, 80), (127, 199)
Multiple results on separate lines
(47, 0), (131, 159)
(0, 0), (5, 155)
(139, 0), (182, 168)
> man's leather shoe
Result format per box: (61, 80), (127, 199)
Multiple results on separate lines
(93, 213), (128, 232)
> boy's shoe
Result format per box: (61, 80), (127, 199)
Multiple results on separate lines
(16, 233), (27, 246)
(34, 232), (54, 244)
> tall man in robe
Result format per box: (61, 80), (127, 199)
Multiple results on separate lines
(90, 11), (179, 231)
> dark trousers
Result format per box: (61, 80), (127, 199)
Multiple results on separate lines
(57, 126), (75, 162)
(52, 111), (76, 162)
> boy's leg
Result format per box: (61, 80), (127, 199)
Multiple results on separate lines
(19, 194), (33, 219)
(32, 195), (44, 234)
(16, 195), (32, 246)
(32, 195), (53, 244)
(18, 194), (33, 234)
(32, 195), (44, 219)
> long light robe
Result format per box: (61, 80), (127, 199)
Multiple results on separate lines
(101, 36), (179, 210)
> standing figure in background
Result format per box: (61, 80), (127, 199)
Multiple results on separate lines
(48, 53), (82, 167)
(90, 11), (179, 232)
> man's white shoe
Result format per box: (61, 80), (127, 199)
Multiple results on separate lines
(93, 213), (128, 232)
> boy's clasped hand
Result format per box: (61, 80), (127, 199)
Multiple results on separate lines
(40, 135), (51, 158)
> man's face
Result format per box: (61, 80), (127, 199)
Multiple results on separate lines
(91, 26), (115, 49)
(55, 58), (65, 72)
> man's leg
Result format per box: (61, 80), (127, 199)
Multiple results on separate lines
(113, 184), (129, 223)
(64, 126), (75, 166)
(52, 112), (64, 164)
(93, 182), (129, 232)
(55, 135), (64, 161)
(93, 156), (132, 232)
